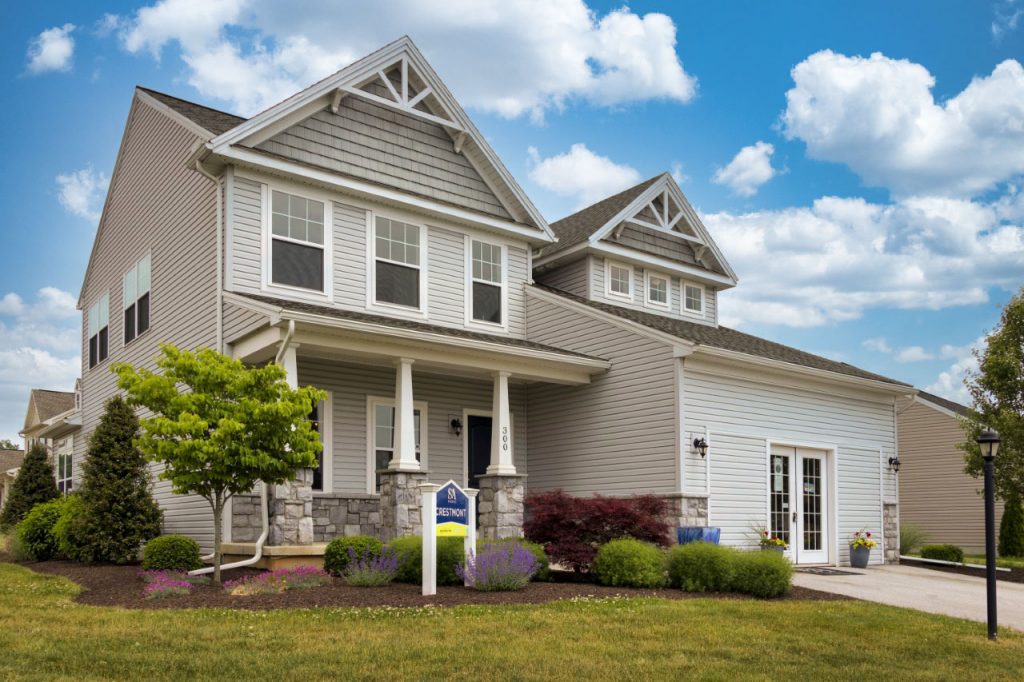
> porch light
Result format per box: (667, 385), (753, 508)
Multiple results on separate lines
(977, 428), (1000, 461)
(692, 437), (708, 458)
(888, 456), (901, 473)
(449, 417), (463, 437)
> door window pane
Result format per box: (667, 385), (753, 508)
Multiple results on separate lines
(802, 457), (823, 551)
(769, 455), (790, 546)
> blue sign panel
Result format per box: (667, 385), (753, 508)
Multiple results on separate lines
(436, 480), (469, 537)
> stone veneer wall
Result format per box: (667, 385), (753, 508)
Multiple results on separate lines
(883, 502), (899, 564)
(269, 468), (314, 545)
(312, 497), (381, 542)
(665, 494), (709, 533)
(379, 470), (427, 542)
(477, 474), (525, 540)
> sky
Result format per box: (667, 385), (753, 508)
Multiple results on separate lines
(1, 1), (1023, 443)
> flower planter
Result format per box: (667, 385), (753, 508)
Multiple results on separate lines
(850, 545), (871, 568)
(677, 527), (721, 545)
(761, 546), (785, 554)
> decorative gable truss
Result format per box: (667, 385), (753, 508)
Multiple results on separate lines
(341, 56), (460, 133)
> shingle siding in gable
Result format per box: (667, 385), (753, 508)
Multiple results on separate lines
(607, 223), (702, 267)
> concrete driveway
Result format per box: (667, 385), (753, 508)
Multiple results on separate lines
(794, 564), (1024, 632)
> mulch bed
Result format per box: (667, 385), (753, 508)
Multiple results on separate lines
(899, 557), (1024, 584)
(15, 560), (848, 610)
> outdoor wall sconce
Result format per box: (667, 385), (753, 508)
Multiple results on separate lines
(693, 437), (708, 458)
(449, 417), (463, 437)
(888, 456), (901, 473)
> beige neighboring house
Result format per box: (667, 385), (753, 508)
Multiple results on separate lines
(0, 448), (26, 511)
(897, 391), (1002, 553)
(20, 385), (81, 494)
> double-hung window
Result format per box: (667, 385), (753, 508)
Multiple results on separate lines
(56, 447), (72, 495)
(123, 254), (151, 344)
(470, 239), (504, 325)
(87, 294), (109, 368)
(270, 189), (326, 293)
(646, 272), (669, 308)
(369, 398), (425, 493)
(607, 261), (633, 299)
(374, 217), (421, 309)
(684, 283), (704, 314)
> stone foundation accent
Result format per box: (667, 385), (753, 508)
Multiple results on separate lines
(665, 494), (709, 532)
(312, 496), (381, 542)
(379, 470), (427, 542)
(269, 468), (314, 546)
(231, 494), (264, 543)
(477, 474), (525, 540)
(883, 502), (899, 564)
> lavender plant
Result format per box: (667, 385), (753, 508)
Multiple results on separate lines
(344, 546), (399, 587)
(457, 542), (539, 591)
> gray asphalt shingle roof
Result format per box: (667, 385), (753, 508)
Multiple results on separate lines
(916, 390), (971, 417)
(30, 389), (76, 422)
(139, 87), (246, 136)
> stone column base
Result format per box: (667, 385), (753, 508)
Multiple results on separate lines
(269, 468), (314, 546)
(477, 474), (526, 540)
(883, 502), (899, 564)
(379, 469), (428, 542)
(664, 494), (709, 533)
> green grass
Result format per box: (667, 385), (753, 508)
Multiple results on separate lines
(1, 563), (1023, 681)
(962, 554), (1024, 570)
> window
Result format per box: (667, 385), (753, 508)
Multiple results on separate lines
(646, 272), (670, 308)
(606, 261), (632, 299)
(684, 283), (704, 313)
(270, 189), (326, 292)
(123, 255), (151, 344)
(87, 294), (109, 368)
(56, 449), (72, 495)
(374, 216), (421, 309)
(308, 398), (332, 492)
(369, 398), (426, 493)
(470, 239), (504, 325)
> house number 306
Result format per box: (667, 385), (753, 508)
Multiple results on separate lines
(501, 426), (509, 451)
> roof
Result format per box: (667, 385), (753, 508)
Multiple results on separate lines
(29, 389), (76, 423)
(540, 175), (663, 260)
(0, 449), (24, 473)
(534, 284), (911, 387)
(236, 292), (604, 362)
(138, 87), (246, 136)
(916, 390), (971, 417)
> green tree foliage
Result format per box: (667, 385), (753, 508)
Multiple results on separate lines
(961, 288), (1024, 502)
(0, 443), (59, 529)
(0, 438), (19, 450)
(113, 345), (324, 583)
(74, 396), (162, 563)
(999, 492), (1024, 558)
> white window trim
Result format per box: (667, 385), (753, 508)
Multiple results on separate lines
(260, 182), (334, 303)
(366, 211), (429, 320)
(365, 395), (429, 494)
(683, 281), (706, 316)
(56, 445), (73, 495)
(123, 252), (152, 346)
(464, 235), (509, 332)
(605, 260), (634, 301)
(312, 392), (333, 494)
(644, 270), (671, 310)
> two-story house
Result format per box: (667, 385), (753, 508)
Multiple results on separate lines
(76, 36), (911, 567)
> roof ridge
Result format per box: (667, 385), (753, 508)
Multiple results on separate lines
(550, 173), (663, 228)
(137, 86), (245, 121)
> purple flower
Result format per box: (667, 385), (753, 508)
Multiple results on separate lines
(457, 543), (538, 591)
(344, 547), (399, 587)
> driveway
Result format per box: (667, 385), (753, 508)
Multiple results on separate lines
(794, 564), (1024, 632)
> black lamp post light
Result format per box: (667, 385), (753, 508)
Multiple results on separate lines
(977, 428), (1001, 640)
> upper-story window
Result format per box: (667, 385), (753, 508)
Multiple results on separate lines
(645, 271), (670, 309)
(270, 189), (326, 293)
(123, 254), (151, 344)
(374, 216), (422, 310)
(87, 293), (109, 369)
(684, 283), (704, 314)
(606, 261), (633, 300)
(469, 239), (504, 326)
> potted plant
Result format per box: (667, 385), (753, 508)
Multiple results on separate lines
(759, 530), (788, 554)
(849, 529), (877, 568)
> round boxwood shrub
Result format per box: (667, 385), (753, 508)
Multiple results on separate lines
(730, 550), (793, 598)
(142, 534), (203, 571)
(591, 538), (667, 588)
(478, 537), (551, 581)
(920, 544), (964, 563)
(15, 498), (66, 561)
(667, 542), (735, 592)
(389, 535), (464, 586)
(53, 494), (91, 563)
(324, 535), (384, 576)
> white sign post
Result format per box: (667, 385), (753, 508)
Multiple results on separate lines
(420, 481), (477, 595)
(419, 482), (440, 596)
(464, 488), (478, 587)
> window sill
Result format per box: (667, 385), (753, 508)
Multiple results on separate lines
(261, 284), (333, 305)
(606, 291), (633, 302)
(465, 318), (509, 334)
(368, 301), (428, 320)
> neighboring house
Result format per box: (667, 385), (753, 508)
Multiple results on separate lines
(75, 36), (911, 566)
(0, 448), (26, 511)
(897, 391), (1001, 553)
(20, 386), (81, 494)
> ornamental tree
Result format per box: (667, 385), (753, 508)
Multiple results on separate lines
(113, 345), (324, 583)
(0, 443), (59, 530)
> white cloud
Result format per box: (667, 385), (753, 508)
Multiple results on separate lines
(862, 337), (891, 353)
(670, 161), (689, 185)
(782, 50), (1024, 198)
(56, 166), (110, 222)
(26, 24), (76, 74)
(112, 0), (697, 119)
(712, 141), (778, 197)
(894, 346), (935, 363)
(993, 0), (1023, 40)
(925, 337), (986, 405)
(705, 194), (1024, 328)
(528, 144), (641, 208)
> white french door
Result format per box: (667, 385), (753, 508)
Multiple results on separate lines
(769, 446), (829, 564)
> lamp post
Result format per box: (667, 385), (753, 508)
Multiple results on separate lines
(977, 428), (1000, 640)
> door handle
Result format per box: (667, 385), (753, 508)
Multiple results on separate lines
(792, 512), (798, 524)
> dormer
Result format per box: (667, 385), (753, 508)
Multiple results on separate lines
(533, 173), (737, 326)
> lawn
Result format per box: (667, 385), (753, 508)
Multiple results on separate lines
(1, 563), (1023, 680)
(963, 554), (1024, 570)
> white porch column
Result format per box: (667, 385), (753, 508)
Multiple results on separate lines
(281, 344), (299, 388)
(390, 357), (420, 471)
(486, 371), (516, 475)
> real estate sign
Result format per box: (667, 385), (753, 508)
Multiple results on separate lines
(419, 480), (477, 596)
(436, 481), (469, 537)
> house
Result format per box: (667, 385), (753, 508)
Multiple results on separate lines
(74, 36), (911, 567)
(20, 386), (81, 494)
(0, 448), (26, 511)
(897, 391), (1000, 553)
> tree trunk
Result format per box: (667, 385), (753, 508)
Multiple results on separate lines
(212, 498), (223, 585)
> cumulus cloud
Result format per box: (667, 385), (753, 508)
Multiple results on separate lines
(110, 0), (696, 118)
(925, 337), (987, 405)
(528, 144), (642, 208)
(993, 0), (1023, 40)
(894, 346), (935, 363)
(56, 166), (110, 222)
(26, 24), (76, 74)
(782, 50), (1024, 198)
(712, 141), (778, 197)
(862, 337), (891, 353)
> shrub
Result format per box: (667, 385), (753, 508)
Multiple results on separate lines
(524, 489), (670, 572)
(458, 543), (539, 591)
(344, 546), (400, 587)
(899, 522), (930, 556)
(731, 550), (793, 598)
(479, 537), (550, 581)
(324, 535), (384, 576)
(389, 535), (465, 586)
(6, 532), (32, 561)
(920, 544), (965, 563)
(999, 492), (1024, 558)
(667, 542), (735, 592)
(15, 498), (66, 561)
(223, 566), (330, 595)
(591, 538), (666, 588)
(142, 535), (203, 571)
(143, 572), (195, 599)
(53, 494), (90, 563)
(0, 444), (59, 530)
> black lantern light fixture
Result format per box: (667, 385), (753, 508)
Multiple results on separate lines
(977, 427), (1001, 640)
(888, 456), (901, 473)
(693, 437), (708, 458)
(449, 417), (463, 437)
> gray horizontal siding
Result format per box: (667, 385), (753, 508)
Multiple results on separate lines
(535, 257), (588, 298)
(589, 256), (717, 326)
(223, 301), (267, 345)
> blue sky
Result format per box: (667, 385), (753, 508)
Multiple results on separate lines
(2, 1), (1023, 442)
